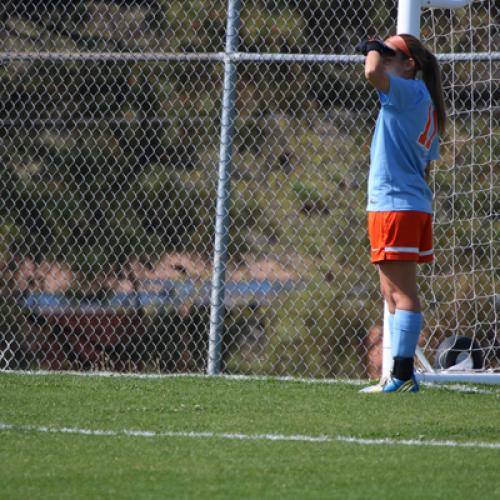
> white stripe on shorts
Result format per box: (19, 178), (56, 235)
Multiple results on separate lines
(384, 246), (419, 253)
(384, 246), (433, 256)
(419, 248), (434, 256)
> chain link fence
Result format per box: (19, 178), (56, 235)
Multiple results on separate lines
(0, 0), (498, 378)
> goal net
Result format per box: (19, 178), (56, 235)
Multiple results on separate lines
(417, 2), (499, 379)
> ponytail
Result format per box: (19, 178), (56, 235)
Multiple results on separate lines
(399, 34), (447, 135)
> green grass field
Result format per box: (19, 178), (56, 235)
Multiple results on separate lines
(1, 373), (499, 500)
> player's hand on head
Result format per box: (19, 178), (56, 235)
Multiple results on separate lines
(355, 40), (369, 56)
(355, 39), (396, 57)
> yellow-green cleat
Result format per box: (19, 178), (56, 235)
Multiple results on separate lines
(360, 376), (419, 393)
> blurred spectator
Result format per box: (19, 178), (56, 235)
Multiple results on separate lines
(365, 325), (382, 380)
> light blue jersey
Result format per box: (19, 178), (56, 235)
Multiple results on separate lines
(367, 74), (439, 214)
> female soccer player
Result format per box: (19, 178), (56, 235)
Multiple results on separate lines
(357, 34), (446, 392)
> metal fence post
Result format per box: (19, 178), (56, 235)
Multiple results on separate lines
(207, 0), (241, 375)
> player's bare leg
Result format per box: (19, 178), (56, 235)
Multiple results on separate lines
(378, 260), (420, 314)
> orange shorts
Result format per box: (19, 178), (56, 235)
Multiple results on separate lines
(368, 211), (433, 264)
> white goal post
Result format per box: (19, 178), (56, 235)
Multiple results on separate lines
(381, 0), (500, 385)
(397, 0), (473, 38)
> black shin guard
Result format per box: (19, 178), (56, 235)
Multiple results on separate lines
(392, 357), (414, 381)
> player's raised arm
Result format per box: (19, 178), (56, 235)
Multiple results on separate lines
(364, 50), (389, 93)
(355, 39), (395, 93)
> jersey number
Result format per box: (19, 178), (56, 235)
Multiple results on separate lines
(418, 104), (438, 150)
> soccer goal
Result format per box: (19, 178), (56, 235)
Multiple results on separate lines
(378, 0), (500, 385)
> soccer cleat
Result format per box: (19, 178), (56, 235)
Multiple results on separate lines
(382, 376), (419, 393)
(359, 376), (419, 393)
(358, 376), (388, 393)
(359, 383), (385, 393)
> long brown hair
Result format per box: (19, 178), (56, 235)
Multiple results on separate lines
(399, 34), (446, 135)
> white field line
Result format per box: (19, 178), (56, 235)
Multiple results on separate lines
(0, 369), (365, 386)
(1, 422), (499, 450)
(2, 369), (500, 395)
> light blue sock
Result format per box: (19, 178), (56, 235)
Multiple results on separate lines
(388, 312), (396, 357)
(393, 309), (422, 358)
